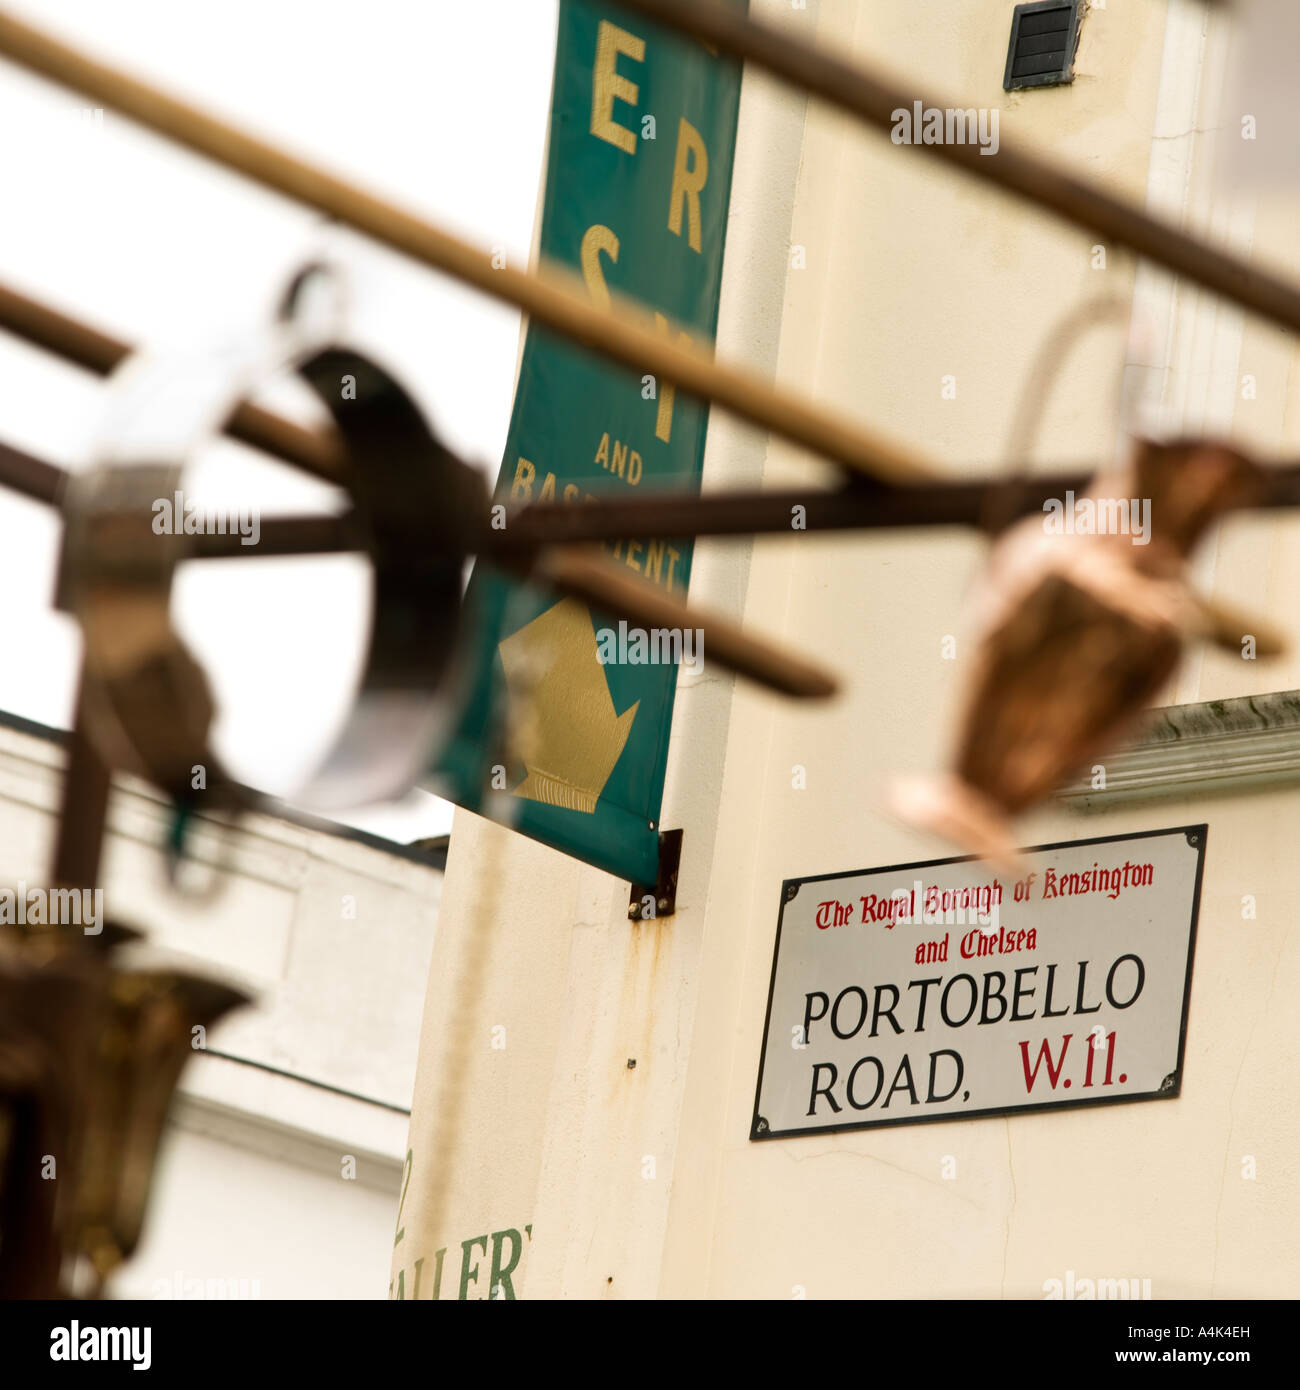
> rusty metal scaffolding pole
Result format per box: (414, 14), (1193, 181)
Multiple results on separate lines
(9, 427), (1300, 561)
(3, 8), (1299, 536)
(614, 0), (1300, 342)
(50, 670), (112, 891)
(0, 9), (941, 491)
(0, 282), (346, 484)
(8, 283), (1300, 558)
(0, 282), (1097, 550)
(3, 5), (1297, 446)
(0, 443), (839, 699)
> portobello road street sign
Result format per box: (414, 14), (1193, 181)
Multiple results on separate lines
(752, 825), (1207, 1139)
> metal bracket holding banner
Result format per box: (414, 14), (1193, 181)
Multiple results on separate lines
(628, 828), (684, 920)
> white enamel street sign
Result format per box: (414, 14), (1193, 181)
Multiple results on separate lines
(752, 825), (1206, 1139)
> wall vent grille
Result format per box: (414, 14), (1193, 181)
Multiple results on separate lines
(1004, 1), (1081, 91)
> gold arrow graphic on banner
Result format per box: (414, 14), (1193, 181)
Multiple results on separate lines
(499, 597), (639, 814)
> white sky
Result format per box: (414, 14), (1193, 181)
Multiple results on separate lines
(0, 0), (559, 843)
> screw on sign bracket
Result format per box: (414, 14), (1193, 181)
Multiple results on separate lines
(627, 829), (684, 921)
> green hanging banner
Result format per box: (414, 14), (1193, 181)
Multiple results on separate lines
(428, 0), (746, 883)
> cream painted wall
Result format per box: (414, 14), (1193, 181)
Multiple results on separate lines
(112, 1122), (401, 1301)
(398, 0), (1300, 1300)
(0, 717), (433, 1298)
(659, 0), (1299, 1299)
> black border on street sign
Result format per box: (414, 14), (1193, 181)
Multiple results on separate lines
(750, 823), (1208, 1141)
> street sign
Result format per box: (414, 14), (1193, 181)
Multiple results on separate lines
(752, 825), (1207, 1139)
(428, 0), (747, 884)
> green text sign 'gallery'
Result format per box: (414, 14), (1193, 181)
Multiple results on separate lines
(429, 0), (746, 882)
